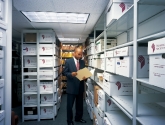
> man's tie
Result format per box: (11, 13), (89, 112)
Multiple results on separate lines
(76, 60), (79, 70)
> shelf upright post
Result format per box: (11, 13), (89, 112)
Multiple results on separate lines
(94, 28), (96, 81)
(4, 0), (12, 124)
(133, 0), (138, 125)
(21, 32), (24, 122)
(37, 31), (40, 121)
(104, 10), (107, 72)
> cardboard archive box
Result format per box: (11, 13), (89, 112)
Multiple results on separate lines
(25, 33), (37, 42)
(106, 50), (116, 73)
(24, 80), (37, 92)
(23, 44), (37, 55)
(148, 37), (165, 89)
(94, 85), (102, 106)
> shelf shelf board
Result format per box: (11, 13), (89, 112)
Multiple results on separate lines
(86, 54), (94, 57)
(39, 42), (54, 44)
(23, 72), (37, 75)
(23, 67), (37, 68)
(106, 5), (134, 37)
(24, 79), (37, 81)
(112, 95), (165, 119)
(24, 104), (37, 107)
(96, 82), (104, 89)
(24, 92), (37, 94)
(137, 31), (165, 43)
(105, 111), (132, 125)
(95, 51), (104, 55)
(136, 115), (165, 125)
(138, 0), (165, 5)
(23, 55), (37, 56)
(136, 78), (149, 84)
(40, 92), (54, 94)
(106, 41), (133, 51)
(24, 115), (38, 120)
(23, 42), (37, 44)
(40, 103), (55, 107)
(95, 67), (104, 71)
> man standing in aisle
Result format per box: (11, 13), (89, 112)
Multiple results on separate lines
(63, 46), (87, 125)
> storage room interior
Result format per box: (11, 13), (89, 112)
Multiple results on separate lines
(0, 0), (165, 125)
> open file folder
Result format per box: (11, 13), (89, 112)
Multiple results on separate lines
(76, 68), (94, 81)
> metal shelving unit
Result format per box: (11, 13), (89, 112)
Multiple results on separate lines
(85, 0), (165, 125)
(22, 30), (59, 121)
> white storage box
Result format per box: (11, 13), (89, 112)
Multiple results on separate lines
(106, 50), (114, 57)
(0, 85), (3, 105)
(148, 37), (165, 89)
(24, 81), (37, 92)
(54, 105), (57, 116)
(88, 91), (94, 107)
(41, 94), (53, 104)
(40, 82), (53, 92)
(0, 79), (4, 87)
(106, 58), (116, 73)
(40, 106), (54, 115)
(103, 73), (133, 96)
(106, 96), (119, 111)
(24, 94), (37, 105)
(39, 44), (53, 55)
(103, 117), (112, 125)
(115, 46), (149, 78)
(0, 1), (4, 19)
(0, 110), (4, 122)
(98, 90), (106, 112)
(23, 44), (37, 55)
(107, 39), (117, 49)
(0, 48), (3, 58)
(106, 0), (133, 26)
(95, 119), (99, 125)
(24, 57), (37, 67)
(95, 105), (104, 125)
(0, 59), (2, 76)
(39, 33), (53, 43)
(39, 57), (54, 67)
(0, 32), (3, 46)
(39, 71), (54, 80)
(89, 103), (93, 120)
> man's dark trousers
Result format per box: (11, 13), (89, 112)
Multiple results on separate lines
(67, 92), (83, 123)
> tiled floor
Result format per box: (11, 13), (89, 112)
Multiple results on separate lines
(13, 94), (93, 125)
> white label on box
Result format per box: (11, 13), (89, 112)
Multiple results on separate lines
(24, 81), (37, 92)
(23, 44), (36, 55)
(39, 44), (53, 55)
(40, 33), (53, 42)
(114, 46), (133, 57)
(25, 95), (37, 105)
(24, 57), (37, 67)
(28, 111), (33, 115)
(41, 106), (53, 115)
(0, 79), (4, 88)
(0, 49), (3, 58)
(39, 58), (53, 67)
(148, 37), (165, 55)
(0, 59), (2, 76)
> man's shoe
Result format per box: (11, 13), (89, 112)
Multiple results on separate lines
(75, 119), (87, 123)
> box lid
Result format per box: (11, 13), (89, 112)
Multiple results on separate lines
(114, 46), (133, 57)
(148, 37), (165, 55)
(103, 72), (132, 82)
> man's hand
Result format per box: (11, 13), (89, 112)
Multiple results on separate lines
(71, 72), (77, 77)
(82, 76), (87, 81)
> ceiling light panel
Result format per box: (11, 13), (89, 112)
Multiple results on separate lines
(59, 38), (79, 41)
(22, 12), (89, 24)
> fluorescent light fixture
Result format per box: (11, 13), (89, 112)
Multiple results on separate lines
(21, 12), (89, 24)
(59, 38), (79, 41)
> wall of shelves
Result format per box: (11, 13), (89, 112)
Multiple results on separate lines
(85, 0), (165, 125)
(21, 30), (60, 121)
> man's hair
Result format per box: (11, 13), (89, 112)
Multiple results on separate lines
(74, 46), (82, 52)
